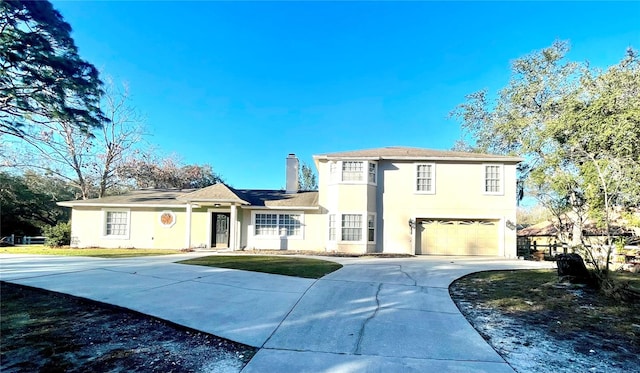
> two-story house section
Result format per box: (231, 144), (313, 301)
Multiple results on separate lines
(314, 147), (522, 257)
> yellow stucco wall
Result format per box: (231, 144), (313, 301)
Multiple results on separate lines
(69, 207), (221, 249)
(316, 158), (519, 256)
(240, 209), (327, 251)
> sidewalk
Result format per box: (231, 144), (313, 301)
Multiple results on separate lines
(0, 254), (555, 372)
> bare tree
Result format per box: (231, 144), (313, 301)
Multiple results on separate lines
(2, 79), (145, 199)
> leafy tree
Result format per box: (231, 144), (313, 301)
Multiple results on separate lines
(118, 157), (223, 189)
(451, 41), (640, 287)
(0, 0), (104, 138)
(0, 172), (75, 236)
(42, 221), (71, 247)
(298, 162), (318, 191)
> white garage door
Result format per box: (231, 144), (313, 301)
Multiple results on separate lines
(417, 219), (499, 255)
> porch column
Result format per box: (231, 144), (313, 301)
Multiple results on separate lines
(230, 204), (237, 251)
(185, 203), (192, 248)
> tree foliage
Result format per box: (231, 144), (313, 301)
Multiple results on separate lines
(0, 0), (104, 137)
(0, 171), (75, 236)
(298, 162), (318, 191)
(452, 41), (640, 281)
(3, 80), (146, 199)
(117, 157), (223, 189)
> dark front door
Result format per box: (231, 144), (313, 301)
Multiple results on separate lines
(211, 213), (230, 248)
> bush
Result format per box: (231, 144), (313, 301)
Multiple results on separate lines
(43, 222), (71, 247)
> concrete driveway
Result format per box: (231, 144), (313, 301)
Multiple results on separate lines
(0, 253), (554, 373)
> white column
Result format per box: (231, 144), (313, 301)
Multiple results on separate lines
(185, 203), (192, 248)
(230, 204), (237, 250)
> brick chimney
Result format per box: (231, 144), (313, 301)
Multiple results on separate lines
(286, 154), (299, 194)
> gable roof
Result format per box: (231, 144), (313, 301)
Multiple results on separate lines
(179, 183), (249, 204)
(314, 146), (522, 162)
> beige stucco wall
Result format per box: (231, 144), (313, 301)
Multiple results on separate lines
(377, 160), (518, 256)
(70, 207), (192, 249)
(240, 208), (327, 251)
(316, 158), (519, 257)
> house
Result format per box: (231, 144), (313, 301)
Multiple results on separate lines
(59, 147), (522, 256)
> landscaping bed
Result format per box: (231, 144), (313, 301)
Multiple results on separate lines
(449, 270), (640, 373)
(0, 246), (183, 258)
(0, 282), (256, 373)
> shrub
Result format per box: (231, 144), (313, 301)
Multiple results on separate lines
(43, 222), (71, 247)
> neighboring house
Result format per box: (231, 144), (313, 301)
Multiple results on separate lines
(517, 220), (635, 248)
(59, 147), (522, 256)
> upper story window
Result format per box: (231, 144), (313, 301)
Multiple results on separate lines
(368, 163), (377, 184)
(484, 164), (503, 194)
(342, 161), (364, 181)
(103, 209), (130, 238)
(330, 160), (377, 185)
(416, 163), (435, 194)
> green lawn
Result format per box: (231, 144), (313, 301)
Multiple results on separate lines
(179, 255), (343, 279)
(0, 246), (183, 258)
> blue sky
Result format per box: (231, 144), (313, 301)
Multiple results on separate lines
(52, 1), (639, 189)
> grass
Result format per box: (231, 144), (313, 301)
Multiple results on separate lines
(0, 245), (183, 258)
(450, 269), (640, 341)
(179, 255), (343, 279)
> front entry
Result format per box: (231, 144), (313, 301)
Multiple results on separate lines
(211, 213), (230, 248)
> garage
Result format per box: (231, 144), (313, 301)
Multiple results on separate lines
(416, 219), (499, 255)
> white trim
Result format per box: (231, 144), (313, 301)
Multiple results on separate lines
(251, 210), (305, 240)
(206, 207), (232, 249)
(230, 205), (238, 250)
(337, 211), (368, 243)
(60, 203), (187, 208)
(314, 155), (523, 162)
(482, 163), (504, 195)
(101, 208), (131, 240)
(239, 205), (319, 210)
(367, 213), (377, 244)
(414, 163), (436, 194)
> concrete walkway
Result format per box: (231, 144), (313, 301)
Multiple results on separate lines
(0, 253), (554, 373)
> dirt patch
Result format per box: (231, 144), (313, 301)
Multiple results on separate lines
(449, 270), (640, 373)
(0, 282), (256, 373)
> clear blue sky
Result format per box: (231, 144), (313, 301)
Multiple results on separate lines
(52, 1), (639, 190)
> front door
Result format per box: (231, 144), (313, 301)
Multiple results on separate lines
(211, 213), (230, 248)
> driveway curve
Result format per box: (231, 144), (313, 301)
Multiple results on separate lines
(0, 254), (554, 373)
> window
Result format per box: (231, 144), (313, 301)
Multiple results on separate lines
(254, 213), (302, 237)
(328, 214), (336, 241)
(484, 164), (502, 194)
(255, 213), (278, 235)
(367, 214), (375, 242)
(342, 161), (363, 181)
(368, 163), (377, 184)
(329, 162), (338, 182)
(416, 164), (435, 193)
(104, 210), (129, 238)
(341, 214), (362, 241)
(279, 214), (301, 236)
